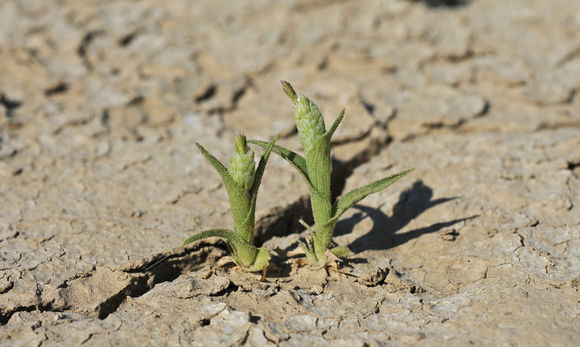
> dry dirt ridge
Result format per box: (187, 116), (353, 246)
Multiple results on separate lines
(1, 0), (579, 345)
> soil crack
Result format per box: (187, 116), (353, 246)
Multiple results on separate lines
(0, 93), (22, 118)
(77, 30), (102, 71)
(0, 241), (227, 325)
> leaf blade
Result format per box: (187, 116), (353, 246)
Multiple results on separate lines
(329, 246), (353, 258)
(196, 143), (251, 238)
(182, 228), (242, 246)
(196, 143), (232, 184)
(299, 241), (318, 264)
(249, 133), (280, 199)
(327, 108), (345, 140)
(281, 80), (298, 103)
(249, 140), (324, 195)
(330, 168), (414, 224)
(245, 248), (271, 272)
(249, 140), (307, 177)
(306, 108), (344, 201)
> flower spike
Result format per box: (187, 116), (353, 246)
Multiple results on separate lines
(251, 82), (413, 265)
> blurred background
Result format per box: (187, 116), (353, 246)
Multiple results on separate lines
(1, 1), (579, 344)
(1, 0), (579, 267)
(1, 0), (578, 142)
(1, 0), (579, 289)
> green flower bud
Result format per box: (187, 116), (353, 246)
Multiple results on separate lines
(294, 95), (326, 153)
(228, 133), (255, 191)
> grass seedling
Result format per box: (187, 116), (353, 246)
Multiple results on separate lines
(183, 132), (279, 275)
(251, 81), (413, 266)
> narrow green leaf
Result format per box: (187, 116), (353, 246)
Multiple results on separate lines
(306, 109), (343, 201)
(196, 143), (252, 237)
(329, 168), (414, 225)
(182, 228), (243, 246)
(232, 204), (253, 243)
(305, 129), (333, 231)
(196, 143), (233, 184)
(330, 246), (353, 258)
(327, 108), (345, 140)
(306, 136), (332, 200)
(249, 133), (280, 199)
(299, 241), (318, 264)
(309, 188), (333, 228)
(310, 220), (335, 260)
(245, 247), (271, 272)
(238, 201), (256, 244)
(281, 80), (298, 103)
(249, 140), (323, 197)
(249, 140), (308, 178)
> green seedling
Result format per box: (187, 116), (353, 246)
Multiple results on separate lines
(183, 132), (279, 274)
(251, 81), (413, 266)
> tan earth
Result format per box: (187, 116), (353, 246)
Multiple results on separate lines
(1, 0), (579, 345)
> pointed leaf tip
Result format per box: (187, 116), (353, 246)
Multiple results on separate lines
(182, 228), (240, 246)
(234, 132), (249, 154)
(299, 241), (318, 264)
(330, 246), (353, 258)
(326, 108), (345, 139)
(249, 133), (280, 199)
(281, 80), (298, 103)
(248, 139), (318, 192)
(246, 248), (271, 272)
(329, 168), (415, 225)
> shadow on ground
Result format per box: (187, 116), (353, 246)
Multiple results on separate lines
(409, 0), (470, 8)
(335, 180), (477, 252)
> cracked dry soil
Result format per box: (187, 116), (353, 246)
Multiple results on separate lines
(1, 0), (579, 345)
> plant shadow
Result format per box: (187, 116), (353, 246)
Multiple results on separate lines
(409, 0), (470, 8)
(335, 180), (478, 252)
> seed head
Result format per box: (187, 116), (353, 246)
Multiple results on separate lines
(228, 132), (255, 191)
(294, 95), (326, 153)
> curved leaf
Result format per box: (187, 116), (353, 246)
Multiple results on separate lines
(330, 246), (353, 258)
(328, 169), (414, 226)
(299, 241), (318, 264)
(281, 80), (298, 103)
(309, 187), (333, 228)
(236, 201), (256, 244)
(249, 140), (323, 197)
(182, 228), (242, 246)
(195, 143), (234, 185)
(249, 133), (280, 199)
(306, 109), (344, 201)
(306, 141), (330, 196)
(327, 109), (345, 140)
(196, 143), (251, 234)
(245, 247), (271, 272)
(249, 140), (308, 179)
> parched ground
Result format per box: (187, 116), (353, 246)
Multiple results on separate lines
(1, 0), (579, 345)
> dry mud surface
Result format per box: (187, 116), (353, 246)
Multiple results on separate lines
(1, 0), (579, 346)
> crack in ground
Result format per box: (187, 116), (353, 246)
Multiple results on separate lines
(77, 30), (102, 71)
(44, 82), (69, 97)
(0, 241), (227, 325)
(203, 78), (252, 115)
(0, 93), (22, 118)
(0, 91), (502, 326)
(567, 160), (580, 171)
(118, 29), (141, 47)
(194, 84), (217, 104)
